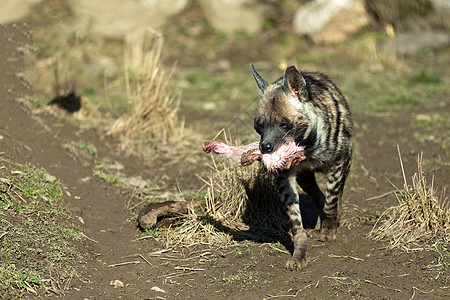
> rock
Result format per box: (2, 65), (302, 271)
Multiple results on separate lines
(365, 0), (449, 31)
(151, 286), (166, 293)
(293, 0), (369, 44)
(76, 216), (85, 224)
(198, 0), (269, 34)
(431, 0), (450, 9)
(44, 173), (57, 182)
(0, 0), (44, 24)
(124, 177), (147, 189)
(415, 114), (431, 122)
(110, 280), (124, 288)
(104, 161), (125, 171)
(69, 0), (188, 39)
(378, 31), (450, 56)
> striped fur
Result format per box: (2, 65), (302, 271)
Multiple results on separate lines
(250, 63), (353, 270)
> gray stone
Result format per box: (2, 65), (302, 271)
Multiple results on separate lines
(199, 0), (269, 34)
(124, 177), (147, 189)
(431, 0), (450, 9)
(0, 0), (43, 24)
(69, 0), (188, 39)
(44, 173), (57, 182)
(110, 280), (124, 288)
(378, 31), (450, 56)
(293, 0), (369, 44)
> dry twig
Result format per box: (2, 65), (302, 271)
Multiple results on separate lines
(365, 189), (397, 201)
(108, 261), (141, 268)
(365, 279), (402, 293)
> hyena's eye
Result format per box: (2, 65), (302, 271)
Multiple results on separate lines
(254, 119), (264, 134)
(280, 122), (292, 130)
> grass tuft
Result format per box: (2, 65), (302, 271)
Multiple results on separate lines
(162, 135), (287, 248)
(408, 69), (442, 85)
(107, 30), (183, 152)
(368, 148), (449, 251)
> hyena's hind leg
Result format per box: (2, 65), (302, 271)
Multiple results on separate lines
(296, 170), (326, 230)
(277, 174), (308, 271)
(320, 158), (352, 241)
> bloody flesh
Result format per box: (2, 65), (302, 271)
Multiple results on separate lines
(203, 141), (305, 172)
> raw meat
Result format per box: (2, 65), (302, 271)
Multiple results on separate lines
(203, 141), (305, 172)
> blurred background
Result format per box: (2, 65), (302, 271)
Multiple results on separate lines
(1, 0), (449, 178)
(2, 0), (448, 121)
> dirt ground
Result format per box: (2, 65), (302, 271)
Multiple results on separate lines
(1, 11), (449, 300)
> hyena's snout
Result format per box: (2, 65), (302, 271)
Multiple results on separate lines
(259, 128), (284, 154)
(260, 141), (275, 154)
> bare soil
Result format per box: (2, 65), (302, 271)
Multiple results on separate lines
(1, 20), (449, 300)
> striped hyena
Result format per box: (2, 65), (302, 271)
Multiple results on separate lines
(250, 63), (353, 270)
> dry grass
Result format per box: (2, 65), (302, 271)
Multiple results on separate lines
(368, 148), (449, 251)
(107, 30), (183, 153)
(164, 135), (288, 248)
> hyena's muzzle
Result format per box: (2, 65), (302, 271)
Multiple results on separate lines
(258, 125), (288, 154)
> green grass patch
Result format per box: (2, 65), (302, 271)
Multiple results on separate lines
(180, 69), (258, 125)
(0, 163), (83, 298)
(342, 66), (448, 114)
(77, 140), (97, 157)
(408, 69), (442, 85)
(328, 276), (362, 296)
(94, 168), (124, 186)
(220, 269), (259, 287)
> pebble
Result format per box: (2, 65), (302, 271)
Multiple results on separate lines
(44, 173), (56, 182)
(151, 286), (166, 293)
(110, 280), (124, 288)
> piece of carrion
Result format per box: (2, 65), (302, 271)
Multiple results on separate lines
(203, 141), (306, 172)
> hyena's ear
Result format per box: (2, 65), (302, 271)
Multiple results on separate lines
(282, 65), (308, 103)
(250, 62), (269, 97)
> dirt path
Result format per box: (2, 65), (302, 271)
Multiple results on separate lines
(1, 24), (449, 300)
(1, 24), (163, 299)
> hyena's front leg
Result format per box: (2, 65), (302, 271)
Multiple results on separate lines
(296, 170), (325, 230)
(319, 159), (351, 241)
(277, 174), (307, 270)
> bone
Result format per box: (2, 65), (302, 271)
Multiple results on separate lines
(203, 141), (260, 163)
(203, 141), (306, 172)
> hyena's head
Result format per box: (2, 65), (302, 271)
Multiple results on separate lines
(250, 63), (312, 154)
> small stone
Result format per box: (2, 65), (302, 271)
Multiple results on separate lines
(124, 177), (147, 189)
(105, 161), (124, 171)
(44, 173), (56, 182)
(80, 176), (91, 183)
(369, 64), (384, 73)
(110, 280), (124, 288)
(202, 102), (217, 110)
(415, 114), (431, 121)
(151, 286), (165, 293)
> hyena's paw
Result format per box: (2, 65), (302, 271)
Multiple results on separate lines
(318, 227), (337, 242)
(285, 257), (307, 271)
(318, 220), (337, 242)
(318, 218), (338, 241)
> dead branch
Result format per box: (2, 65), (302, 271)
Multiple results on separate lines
(138, 200), (203, 229)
